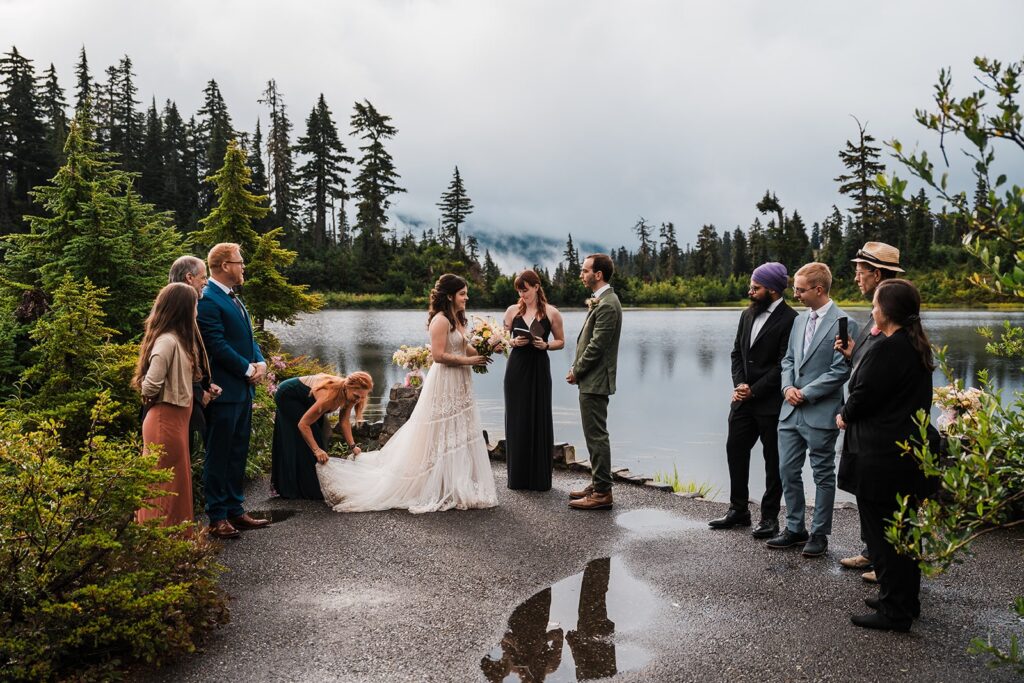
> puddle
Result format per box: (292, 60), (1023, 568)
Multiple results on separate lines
(247, 509), (298, 523)
(481, 557), (658, 681)
(614, 508), (706, 535)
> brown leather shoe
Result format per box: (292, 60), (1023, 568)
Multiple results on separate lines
(229, 513), (271, 530)
(208, 519), (240, 539)
(568, 491), (613, 510)
(569, 484), (594, 500)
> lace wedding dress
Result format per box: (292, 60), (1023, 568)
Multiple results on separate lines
(316, 327), (498, 513)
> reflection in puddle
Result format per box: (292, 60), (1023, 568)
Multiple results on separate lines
(247, 509), (297, 523)
(615, 508), (706, 535)
(482, 557), (657, 681)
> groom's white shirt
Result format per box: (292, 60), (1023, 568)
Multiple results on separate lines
(593, 283), (611, 299)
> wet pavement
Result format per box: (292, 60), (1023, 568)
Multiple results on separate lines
(142, 465), (1024, 682)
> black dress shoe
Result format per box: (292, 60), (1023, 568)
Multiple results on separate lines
(865, 596), (919, 618)
(851, 611), (912, 632)
(751, 519), (779, 539)
(801, 533), (828, 557)
(708, 509), (752, 529)
(765, 528), (809, 549)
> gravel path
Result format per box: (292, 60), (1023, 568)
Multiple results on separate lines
(143, 464), (1023, 682)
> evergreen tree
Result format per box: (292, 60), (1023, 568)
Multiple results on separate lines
(436, 166), (473, 253)
(563, 233), (581, 278)
(259, 79), (296, 240)
(247, 118), (269, 196)
(196, 79), (234, 212)
(350, 99), (405, 283)
(783, 210), (813, 268)
(632, 216), (654, 281)
(465, 234), (480, 263)
(731, 226), (749, 275)
(818, 206), (846, 273)
(0, 46), (53, 234)
(160, 101), (196, 230)
(810, 222), (822, 251)
(6, 115), (181, 337)
(905, 189), (933, 267)
(693, 224), (722, 276)
(719, 230), (733, 279)
(747, 217), (769, 266)
(40, 63), (68, 165)
(835, 117), (888, 241)
(73, 45), (92, 115)
(482, 249), (500, 292)
(113, 56), (143, 171)
(658, 221), (680, 278)
(193, 139), (319, 328)
(139, 98), (164, 204)
(295, 94), (352, 250)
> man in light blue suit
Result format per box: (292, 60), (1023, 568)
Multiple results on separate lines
(197, 243), (270, 539)
(768, 262), (857, 558)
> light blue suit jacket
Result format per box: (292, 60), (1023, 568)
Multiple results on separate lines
(779, 302), (857, 430)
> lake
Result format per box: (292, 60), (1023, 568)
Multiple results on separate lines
(268, 308), (1024, 503)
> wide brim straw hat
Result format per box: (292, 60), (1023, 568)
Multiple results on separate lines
(851, 241), (905, 273)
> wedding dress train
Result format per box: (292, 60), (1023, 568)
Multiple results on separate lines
(316, 327), (498, 513)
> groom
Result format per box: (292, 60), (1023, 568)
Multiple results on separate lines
(566, 254), (623, 510)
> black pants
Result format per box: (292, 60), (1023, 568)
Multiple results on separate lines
(859, 496), (921, 622)
(725, 410), (782, 520)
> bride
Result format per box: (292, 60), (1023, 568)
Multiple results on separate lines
(316, 274), (499, 513)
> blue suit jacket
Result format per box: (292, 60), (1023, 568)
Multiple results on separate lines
(197, 283), (265, 403)
(779, 302), (857, 430)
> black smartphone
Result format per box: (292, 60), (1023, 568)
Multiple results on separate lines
(838, 317), (849, 347)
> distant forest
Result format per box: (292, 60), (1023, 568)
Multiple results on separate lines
(0, 45), (999, 307)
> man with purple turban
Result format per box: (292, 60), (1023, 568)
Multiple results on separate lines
(709, 262), (798, 538)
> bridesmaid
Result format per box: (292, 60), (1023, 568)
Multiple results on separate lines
(134, 282), (210, 526)
(502, 270), (565, 491)
(271, 372), (373, 499)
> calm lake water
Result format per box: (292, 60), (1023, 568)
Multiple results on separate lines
(268, 308), (1024, 503)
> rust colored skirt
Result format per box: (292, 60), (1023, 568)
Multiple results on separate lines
(136, 402), (194, 526)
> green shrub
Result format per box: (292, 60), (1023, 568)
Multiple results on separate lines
(0, 396), (228, 682)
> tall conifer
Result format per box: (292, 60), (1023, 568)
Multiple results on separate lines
(436, 166), (473, 253)
(295, 94), (352, 249)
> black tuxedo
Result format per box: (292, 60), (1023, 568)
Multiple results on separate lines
(725, 300), (798, 517)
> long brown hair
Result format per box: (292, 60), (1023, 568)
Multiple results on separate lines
(133, 283), (209, 390)
(427, 273), (468, 330)
(875, 279), (935, 371)
(514, 269), (548, 321)
(311, 371), (375, 422)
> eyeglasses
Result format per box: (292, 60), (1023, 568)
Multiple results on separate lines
(793, 286), (821, 294)
(225, 260), (245, 266)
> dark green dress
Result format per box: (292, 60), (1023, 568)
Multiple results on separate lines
(271, 377), (326, 500)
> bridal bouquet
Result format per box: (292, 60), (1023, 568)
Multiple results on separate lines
(392, 344), (433, 387)
(933, 383), (985, 436)
(468, 316), (512, 374)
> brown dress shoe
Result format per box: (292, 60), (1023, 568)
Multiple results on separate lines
(229, 513), (271, 530)
(840, 554), (873, 570)
(208, 519), (240, 539)
(568, 491), (613, 510)
(569, 484), (594, 500)
(861, 570), (878, 583)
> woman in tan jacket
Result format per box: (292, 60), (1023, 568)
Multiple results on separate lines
(133, 283), (211, 526)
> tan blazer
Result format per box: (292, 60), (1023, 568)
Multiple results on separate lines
(141, 333), (194, 408)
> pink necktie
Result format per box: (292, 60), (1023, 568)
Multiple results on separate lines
(803, 311), (818, 354)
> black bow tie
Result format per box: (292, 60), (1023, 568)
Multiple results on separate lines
(228, 291), (238, 299)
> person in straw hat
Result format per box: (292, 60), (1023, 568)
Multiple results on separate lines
(833, 241), (904, 582)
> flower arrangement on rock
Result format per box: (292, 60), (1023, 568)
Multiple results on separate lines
(933, 383), (986, 436)
(392, 345), (433, 387)
(468, 316), (512, 374)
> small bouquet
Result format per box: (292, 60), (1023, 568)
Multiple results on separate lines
(933, 383), (985, 435)
(392, 344), (433, 387)
(468, 316), (512, 374)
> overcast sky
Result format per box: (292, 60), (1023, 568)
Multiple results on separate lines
(2, 1), (1022, 250)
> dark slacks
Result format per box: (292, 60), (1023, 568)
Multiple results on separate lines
(859, 496), (921, 622)
(204, 399), (253, 523)
(725, 409), (783, 520)
(579, 392), (612, 493)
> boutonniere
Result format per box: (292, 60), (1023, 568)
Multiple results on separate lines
(870, 326), (882, 336)
(585, 296), (600, 310)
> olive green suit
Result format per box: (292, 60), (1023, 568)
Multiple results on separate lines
(572, 288), (623, 492)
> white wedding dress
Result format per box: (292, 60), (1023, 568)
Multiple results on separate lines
(316, 327), (498, 513)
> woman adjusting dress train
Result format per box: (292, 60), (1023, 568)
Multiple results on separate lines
(316, 274), (498, 513)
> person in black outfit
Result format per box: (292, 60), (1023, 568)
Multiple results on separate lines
(502, 269), (565, 491)
(834, 241), (904, 577)
(709, 262), (798, 538)
(837, 279), (934, 632)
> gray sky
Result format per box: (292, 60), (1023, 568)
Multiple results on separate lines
(2, 0), (1022, 250)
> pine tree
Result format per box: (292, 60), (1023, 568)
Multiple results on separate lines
(196, 79), (234, 212)
(160, 101), (196, 230)
(731, 227), (750, 275)
(658, 221), (680, 278)
(73, 46), (92, 115)
(193, 139), (319, 328)
(247, 118), (269, 196)
(483, 249), (500, 292)
(632, 217), (654, 281)
(139, 98), (164, 204)
(259, 80), (296, 240)
(436, 166), (474, 254)
(756, 190), (785, 260)
(835, 117), (888, 241)
(113, 56), (143, 171)
(748, 217), (769, 266)
(783, 210), (813, 268)
(295, 94), (352, 250)
(350, 99), (405, 281)
(40, 63), (68, 165)
(694, 224), (722, 276)
(905, 189), (933, 267)
(465, 234), (480, 264)
(719, 230), (733, 279)
(818, 206), (845, 273)
(0, 46), (53, 234)
(564, 233), (581, 278)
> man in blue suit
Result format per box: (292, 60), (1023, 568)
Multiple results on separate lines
(768, 262), (856, 558)
(197, 243), (270, 539)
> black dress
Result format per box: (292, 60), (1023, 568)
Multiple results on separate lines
(504, 315), (554, 491)
(271, 377), (326, 500)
